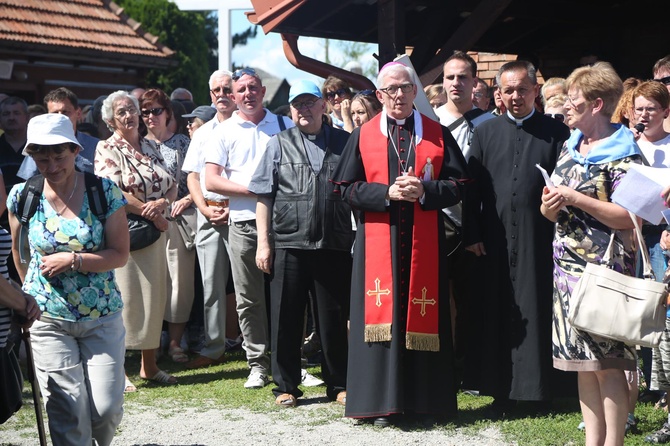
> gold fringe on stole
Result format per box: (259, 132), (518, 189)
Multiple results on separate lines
(364, 324), (392, 343)
(406, 332), (440, 352)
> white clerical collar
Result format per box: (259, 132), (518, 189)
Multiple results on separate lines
(379, 110), (423, 143)
(507, 108), (536, 126)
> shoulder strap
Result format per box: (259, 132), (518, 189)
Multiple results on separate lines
(446, 116), (466, 132)
(463, 107), (487, 123)
(277, 115), (286, 132)
(17, 175), (45, 227)
(84, 173), (108, 225)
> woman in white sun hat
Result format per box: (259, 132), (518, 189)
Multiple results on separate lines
(7, 113), (129, 446)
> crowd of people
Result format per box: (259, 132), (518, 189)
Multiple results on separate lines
(2, 53), (670, 446)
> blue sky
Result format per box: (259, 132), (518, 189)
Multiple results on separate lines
(230, 9), (376, 86)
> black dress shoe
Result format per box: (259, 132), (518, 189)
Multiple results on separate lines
(373, 416), (391, 427)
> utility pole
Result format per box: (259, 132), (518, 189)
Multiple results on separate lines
(170, 0), (252, 71)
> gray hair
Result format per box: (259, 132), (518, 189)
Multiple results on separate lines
(377, 63), (417, 88)
(209, 70), (233, 88)
(0, 96), (28, 113)
(101, 90), (139, 131)
(495, 60), (538, 88)
(170, 87), (193, 101)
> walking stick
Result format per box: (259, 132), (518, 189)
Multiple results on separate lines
(21, 328), (48, 446)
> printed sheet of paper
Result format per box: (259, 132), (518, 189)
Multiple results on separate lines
(611, 164), (670, 225)
(536, 163), (554, 188)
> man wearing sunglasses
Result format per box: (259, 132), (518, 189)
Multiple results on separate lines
(249, 80), (351, 408)
(205, 68), (294, 389)
(653, 55), (670, 132)
(332, 61), (471, 427)
(181, 69), (238, 370)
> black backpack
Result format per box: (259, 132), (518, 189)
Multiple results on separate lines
(16, 172), (108, 262)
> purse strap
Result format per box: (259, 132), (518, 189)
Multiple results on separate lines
(603, 211), (655, 280)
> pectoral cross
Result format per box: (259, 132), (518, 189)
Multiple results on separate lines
(411, 287), (436, 316)
(366, 277), (390, 307)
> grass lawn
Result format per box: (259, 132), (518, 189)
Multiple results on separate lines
(2, 349), (668, 445)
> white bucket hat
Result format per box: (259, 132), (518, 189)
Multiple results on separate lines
(22, 113), (82, 155)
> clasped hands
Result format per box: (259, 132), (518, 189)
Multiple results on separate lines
(387, 166), (424, 202)
(141, 199), (169, 231)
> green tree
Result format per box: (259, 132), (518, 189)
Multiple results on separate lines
(115, 0), (216, 104)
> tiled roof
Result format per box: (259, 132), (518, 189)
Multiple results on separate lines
(0, 0), (174, 65)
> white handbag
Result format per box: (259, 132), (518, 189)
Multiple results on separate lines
(568, 212), (668, 348)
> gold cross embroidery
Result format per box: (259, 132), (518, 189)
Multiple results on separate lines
(366, 277), (391, 307)
(411, 287), (436, 316)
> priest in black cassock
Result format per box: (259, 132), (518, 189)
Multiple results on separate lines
(331, 61), (471, 427)
(463, 60), (574, 414)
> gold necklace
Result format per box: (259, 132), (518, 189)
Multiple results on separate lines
(48, 174), (78, 216)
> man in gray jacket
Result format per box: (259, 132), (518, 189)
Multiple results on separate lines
(249, 80), (351, 408)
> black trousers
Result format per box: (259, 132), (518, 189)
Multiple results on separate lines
(270, 248), (351, 400)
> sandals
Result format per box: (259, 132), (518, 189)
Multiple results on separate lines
(142, 370), (177, 385)
(124, 376), (137, 393)
(275, 393), (297, 407)
(168, 346), (189, 363)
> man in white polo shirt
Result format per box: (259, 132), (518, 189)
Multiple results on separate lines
(205, 68), (294, 388)
(181, 69), (237, 370)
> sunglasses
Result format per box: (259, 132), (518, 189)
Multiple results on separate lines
(210, 86), (232, 95)
(232, 68), (258, 81)
(654, 76), (670, 86)
(326, 88), (350, 100)
(545, 113), (565, 123)
(141, 107), (165, 117)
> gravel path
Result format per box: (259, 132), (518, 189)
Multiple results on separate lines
(2, 399), (512, 446)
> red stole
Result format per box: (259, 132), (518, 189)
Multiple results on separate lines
(359, 112), (442, 352)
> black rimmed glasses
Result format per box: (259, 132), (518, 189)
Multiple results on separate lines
(378, 83), (414, 96)
(210, 86), (232, 95)
(545, 113), (565, 123)
(326, 88), (350, 100)
(232, 68), (258, 81)
(140, 107), (165, 118)
(654, 76), (670, 86)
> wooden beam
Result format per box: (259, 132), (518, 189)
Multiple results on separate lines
(377, 0), (405, 70)
(418, 0), (512, 85)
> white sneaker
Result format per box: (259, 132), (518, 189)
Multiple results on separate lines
(301, 369), (324, 387)
(244, 371), (270, 389)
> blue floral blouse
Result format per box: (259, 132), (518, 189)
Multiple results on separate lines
(8, 177), (127, 322)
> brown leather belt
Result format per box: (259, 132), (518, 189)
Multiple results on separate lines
(205, 199), (229, 207)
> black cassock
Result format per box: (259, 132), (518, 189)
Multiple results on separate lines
(464, 112), (576, 401)
(331, 113), (470, 419)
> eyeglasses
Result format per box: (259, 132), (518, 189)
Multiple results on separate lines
(325, 88), (350, 100)
(634, 106), (660, 116)
(654, 76), (670, 86)
(114, 108), (138, 118)
(232, 68), (258, 81)
(545, 113), (565, 123)
(378, 83), (414, 96)
(210, 86), (232, 95)
(291, 100), (317, 110)
(140, 107), (165, 117)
